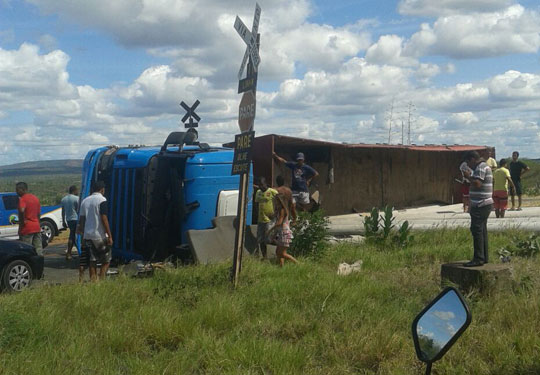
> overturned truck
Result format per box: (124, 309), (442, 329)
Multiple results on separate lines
(80, 131), (252, 263)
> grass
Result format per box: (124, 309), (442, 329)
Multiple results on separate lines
(0, 174), (81, 206)
(520, 158), (540, 195)
(0, 229), (539, 374)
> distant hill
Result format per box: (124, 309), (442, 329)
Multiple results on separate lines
(0, 159), (83, 177)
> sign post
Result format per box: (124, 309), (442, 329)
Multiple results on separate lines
(231, 3), (261, 288)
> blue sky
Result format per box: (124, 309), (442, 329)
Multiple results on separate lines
(1, 0), (540, 165)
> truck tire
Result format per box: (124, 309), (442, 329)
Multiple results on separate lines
(40, 220), (55, 242)
(2, 260), (33, 292)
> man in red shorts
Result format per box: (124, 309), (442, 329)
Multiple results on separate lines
(492, 158), (515, 218)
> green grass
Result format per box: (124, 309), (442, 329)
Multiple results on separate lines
(0, 174), (81, 206)
(521, 158), (540, 195)
(0, 229), (539, 374)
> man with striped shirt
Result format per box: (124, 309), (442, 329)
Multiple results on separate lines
(462, 151), (493, 267)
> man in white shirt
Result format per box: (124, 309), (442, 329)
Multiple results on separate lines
(77, 181), (113, 281)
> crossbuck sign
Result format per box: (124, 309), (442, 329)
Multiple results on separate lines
(234, 3), (261, 79)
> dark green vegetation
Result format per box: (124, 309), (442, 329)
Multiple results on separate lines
(1, 229), (539, 374)
(364, 206), (413, 248)
(0, 174), (81, 206)
(519, 158), (540, 195)
(0, 159), (82, 205)
(290, 210), (330, 258)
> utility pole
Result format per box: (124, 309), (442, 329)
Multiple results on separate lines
(401, 120), (404, 144)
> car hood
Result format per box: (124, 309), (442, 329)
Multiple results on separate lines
(0, 239), (37, 255)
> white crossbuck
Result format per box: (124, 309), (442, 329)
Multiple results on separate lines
(234, 3), (261, 79)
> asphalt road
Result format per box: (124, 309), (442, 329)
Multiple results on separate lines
(34, 243), (81, 286)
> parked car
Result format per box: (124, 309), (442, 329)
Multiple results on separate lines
(0, 192), (65, 241)
(0, 239), (44, 292)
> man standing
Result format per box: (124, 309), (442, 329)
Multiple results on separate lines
(77, 181), (113, 281)
(463, 151), (493, 267)
(254, 177), (278, 259)
(509, 151), (529, 211)
(16, 182), (43, 255)
(61, 185), (79, 260)
(492, 159), (515, 218)
(486, 150), (497, 171)
(273, 151), (318, 210)
(459, 160), (473, 213)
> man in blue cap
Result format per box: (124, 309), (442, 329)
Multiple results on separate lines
(273, 151), (319, 210)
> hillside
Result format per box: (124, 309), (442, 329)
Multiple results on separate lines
(0, 159), (83, 177)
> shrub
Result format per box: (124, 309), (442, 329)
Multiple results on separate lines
(363, 206), (413, 248)
(498, 233), (540, 259)
(289, 209), (330, 258)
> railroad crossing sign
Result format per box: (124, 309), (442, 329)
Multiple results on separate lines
(234, 3), (261, 79)
(238, 72), (258, 94)
(180, 100), (200, 128)
(231, 4), (262, 288)
(231, 131), (255, 175)
(238, 91), (256, 133)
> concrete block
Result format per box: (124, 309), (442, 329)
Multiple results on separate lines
(441, 261), (513, 293)
(187, 216), (278, 264)
(187, 216), (257, 264)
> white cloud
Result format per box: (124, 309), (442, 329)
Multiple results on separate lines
(398, 0), (515, 17)
(0, 43), (76, 104)
(82, 131), (109, 144)
(432, 310), (456, 321)
(26, 0), (314, 48)
(405, 5), (540, 59)
(366, 34), (417, 67)
(27, 0), (371, 83)
(270, 57), (411, 112)
(443, 112), (479, 129)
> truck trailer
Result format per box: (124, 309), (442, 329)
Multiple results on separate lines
(80, 131), (252, 263)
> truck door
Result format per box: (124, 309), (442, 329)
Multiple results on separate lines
(0, 194), (20, 238)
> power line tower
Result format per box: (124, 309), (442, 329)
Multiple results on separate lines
(407, 101), (416, 145)
(401, 120), (405, 144)
(385, 98), (395, 144)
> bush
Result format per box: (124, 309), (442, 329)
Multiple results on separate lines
(498, 233), (540, 259)
(363, 206), (413, 248)
(289, 209), (330, 258)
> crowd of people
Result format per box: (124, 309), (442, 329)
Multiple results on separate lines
(15, 181), (113, 282)
(253, 151), (319, 266)
(459, 150), (530, 267)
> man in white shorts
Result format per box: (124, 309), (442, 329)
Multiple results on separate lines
(77, 181), (113, 281)
(272, 151), (318, 210)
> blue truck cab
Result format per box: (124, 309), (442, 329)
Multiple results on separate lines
(80, 131), (252, 262)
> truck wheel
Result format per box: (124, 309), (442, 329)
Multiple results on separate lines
(40, 220), (55, 242)
(2, 260), (33, 292)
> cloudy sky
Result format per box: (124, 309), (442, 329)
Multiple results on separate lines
(1, 0), (540, 165)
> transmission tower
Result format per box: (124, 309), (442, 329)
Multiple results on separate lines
(386, 98), (395, 144)
(407, 101), (416, 145)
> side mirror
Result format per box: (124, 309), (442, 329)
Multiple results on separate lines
(412, 287), (471, 375)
